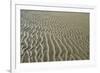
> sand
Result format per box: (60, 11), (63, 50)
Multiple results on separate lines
(20, 10), (89, 63)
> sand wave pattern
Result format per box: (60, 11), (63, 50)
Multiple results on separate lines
(20, 10), (89, 63)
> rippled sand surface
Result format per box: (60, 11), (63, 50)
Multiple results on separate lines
(20, 10), (89, 63)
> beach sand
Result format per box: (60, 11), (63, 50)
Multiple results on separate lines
(20, 10), (89, 63)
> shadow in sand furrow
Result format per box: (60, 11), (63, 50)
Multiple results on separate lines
(44, 33), (50, 61)
(64, 35), (83, 60)
(39, 32), (44, 62)
(51, 35), (62, 61)
(21, 51), (29, 63)
(42, 32), (48, 62)
(21, 32), (30, 57)
(61, 35), (72, 60)
(53, 36), (63, 61)
(46, 33), (56, 61)
(69, 37), (89, 59)
(55, 36), (68, 60)
(36, 45), (42, 62)
(71, 34), (89, 56)
(63, 36), (77, 60)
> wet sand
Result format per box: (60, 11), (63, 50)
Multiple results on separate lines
(20, 10), (89, 63)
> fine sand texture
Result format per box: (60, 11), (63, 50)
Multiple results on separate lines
(20, 10), (89, 63)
